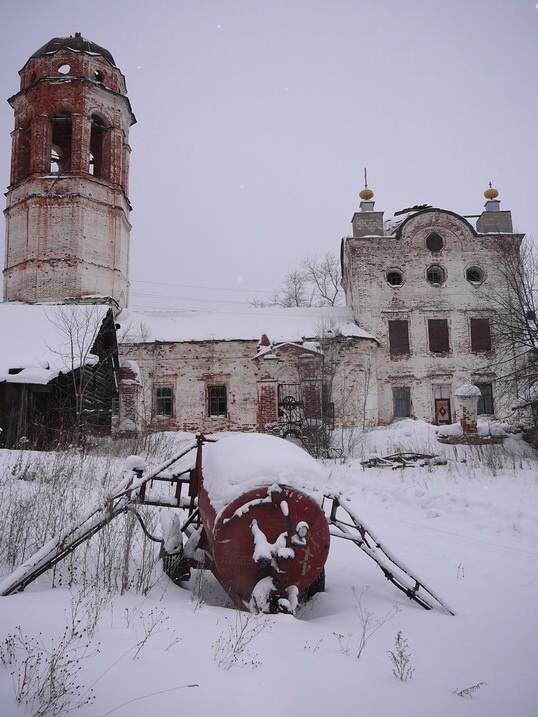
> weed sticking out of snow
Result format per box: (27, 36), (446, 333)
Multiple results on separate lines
(354, 587), (400, 659)
(212, 612), (271, 670)
(453, 682), (487, 698)
(388, 630), (415, 682)
(0, 597), (99, 716)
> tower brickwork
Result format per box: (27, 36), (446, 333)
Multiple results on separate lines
(3, 34), (135, 307)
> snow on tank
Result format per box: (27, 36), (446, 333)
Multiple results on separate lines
(202, 433), (326, 513)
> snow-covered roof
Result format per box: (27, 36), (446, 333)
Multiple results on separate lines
(0, 303), (111, 385)
(117, 306), (374, 344)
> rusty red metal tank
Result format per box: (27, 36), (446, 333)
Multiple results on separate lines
(196, 433), (330, 613)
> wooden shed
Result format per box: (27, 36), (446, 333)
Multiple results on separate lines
(0, 303), (119, 448)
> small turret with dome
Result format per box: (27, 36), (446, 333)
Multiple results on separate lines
(350, 169), (385, 237)
(476, 182), (513, 233)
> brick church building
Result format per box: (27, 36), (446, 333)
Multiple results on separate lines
(0, 34), (526, 446)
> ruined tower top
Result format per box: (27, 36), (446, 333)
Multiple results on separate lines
(31, 33), (116, 65)
(13, 33), (134, 104)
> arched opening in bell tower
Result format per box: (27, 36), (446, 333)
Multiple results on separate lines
(89, 114), (109, 179)
(16, 126), (31, 183)
(50, 112), (72, 173)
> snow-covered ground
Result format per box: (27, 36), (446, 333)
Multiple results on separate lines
(0, 420), (537, 717)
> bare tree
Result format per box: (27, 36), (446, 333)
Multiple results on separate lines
(483, 237), (538, 428)
(274, 269), (313, 308)
(251, 253), (343, 308)
(302, 253), (343, 306)
(47, 305), (117, 445)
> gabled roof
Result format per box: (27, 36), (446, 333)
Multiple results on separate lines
(0, 303), (112, 384)
(117, 305), (375, 344)
(254, 340), (323, 360)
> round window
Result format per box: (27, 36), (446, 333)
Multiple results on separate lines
(57, 63), (71, 75)
(466, 266), (484, 284)
(387, 270), (403, 286)
(427, 265), (446, 286)
(426, 232), (443, 252)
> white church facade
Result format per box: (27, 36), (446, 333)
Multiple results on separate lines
(0, 34), (525, 447)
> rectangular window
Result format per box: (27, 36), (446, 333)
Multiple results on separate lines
(208, 384), (227, 418)
(428, 319), (449, 353)
(476, 383), (494, 415)
(388, 320), (410, 355)
(470, 318), (492, 352)
(155, 386), (173, 417)
(393, 387), (411, 418)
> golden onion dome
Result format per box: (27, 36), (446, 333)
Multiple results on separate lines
(359, 187), (374, 201)
(484, 183), (499, 200)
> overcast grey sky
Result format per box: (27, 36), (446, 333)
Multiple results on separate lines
(1, 0), (536, 311)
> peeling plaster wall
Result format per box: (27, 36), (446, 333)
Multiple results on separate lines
(343, 208), (523, 424)
(118, 336), (378, 434)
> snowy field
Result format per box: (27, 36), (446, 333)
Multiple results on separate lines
(0, 420), (537, 717)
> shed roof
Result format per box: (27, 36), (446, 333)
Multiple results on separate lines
(0, 303), (111, 385)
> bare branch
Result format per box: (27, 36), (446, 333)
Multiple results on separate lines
(250, 253), (343, 307)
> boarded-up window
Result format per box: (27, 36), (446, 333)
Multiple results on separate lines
(470, 318), (492, 352)
(476, 383), (494, 415)
(393, 387), (411, 418)
(428, 319), (449, 353)
(388, 320), (410, 355)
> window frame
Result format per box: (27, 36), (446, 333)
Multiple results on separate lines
(476, 383), (494, 415)
(426, 264), (446, 286)
(466, 265), (485, 285)
(155, 385), (174, 417)
(386, 269), (403, 287)
(393, 387), (411, 419)
(208, 384), (227, 418)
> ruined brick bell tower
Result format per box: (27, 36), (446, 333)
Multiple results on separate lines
(3, 33), (135, 308)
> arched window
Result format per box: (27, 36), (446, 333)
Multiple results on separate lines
(89, 114), (109, 178)
(50, 113), (72, 173)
